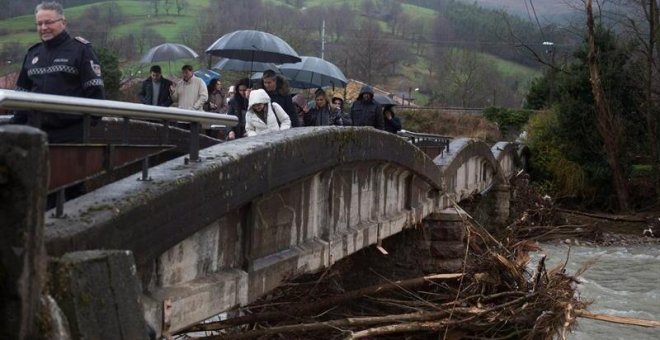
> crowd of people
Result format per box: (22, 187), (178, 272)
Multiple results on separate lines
(7, 1), (403, 144)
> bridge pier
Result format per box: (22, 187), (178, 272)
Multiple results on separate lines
(49, 250), (148, 339)
(491, 184), (511, 226)
(0, 125), (48, 339)
(418, 209), (467, 273)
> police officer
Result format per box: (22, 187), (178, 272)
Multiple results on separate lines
(10, 1), (105, 143)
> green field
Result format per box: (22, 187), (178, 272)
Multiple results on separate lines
(0, 0), (539, 106)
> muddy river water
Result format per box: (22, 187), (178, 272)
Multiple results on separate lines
(536, 243), (660, 339)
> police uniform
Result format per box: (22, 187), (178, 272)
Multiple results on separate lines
(12, 30), (105, 142)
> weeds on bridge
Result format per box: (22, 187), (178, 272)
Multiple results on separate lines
(178, 205), (589, 339)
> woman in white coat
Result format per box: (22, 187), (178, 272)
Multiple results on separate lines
(245, 89), (291, 136)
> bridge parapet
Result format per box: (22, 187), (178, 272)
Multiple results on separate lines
(44, 127), (447, 333)
(33, 127), (522, 335)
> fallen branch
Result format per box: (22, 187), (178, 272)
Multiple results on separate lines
(556, 208), (646, 223)
(183, 273), (464, 333)
(576, 310), (660, 328)
(201, 294), (534, 340)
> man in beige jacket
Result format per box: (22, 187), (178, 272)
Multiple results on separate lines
(170, 64), (208, 111)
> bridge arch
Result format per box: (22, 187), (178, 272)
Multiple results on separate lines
(41, 128), (520, 334)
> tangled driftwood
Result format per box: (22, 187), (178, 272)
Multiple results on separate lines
(178, 205), (592, 339)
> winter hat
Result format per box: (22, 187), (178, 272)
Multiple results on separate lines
(292, 94), (308, 111)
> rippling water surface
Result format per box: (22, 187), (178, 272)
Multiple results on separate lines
(536, 244), (660, 339)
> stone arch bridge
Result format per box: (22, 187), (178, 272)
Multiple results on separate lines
(2, 125), (523, 338)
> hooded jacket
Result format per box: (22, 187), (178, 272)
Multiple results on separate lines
(350, 85), (384, 129)
(245, 89), (291, 136)
(258, 75), (299, 127)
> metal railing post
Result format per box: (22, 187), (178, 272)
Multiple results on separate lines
(82, 114), (91, 143)
(122, 117), (130, 144)
(190, 122), (201, 162)
(138, 157), (152, 181)
(55, 189), (65, 218)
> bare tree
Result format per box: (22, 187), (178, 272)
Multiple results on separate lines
(434, 49), (498, 107)
(607, 0), (660, 190)
(343, 20), (403, 83)
(148, 0), (160, 17)
(163, 0), (173, 15)
(325, 4), (356, 42)
(175, 0), (187, 16)
(586, 0), (630, 210)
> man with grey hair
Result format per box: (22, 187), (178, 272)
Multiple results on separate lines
(10, 1), (105, 143)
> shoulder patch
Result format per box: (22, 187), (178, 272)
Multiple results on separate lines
(75, 36), (90, 44)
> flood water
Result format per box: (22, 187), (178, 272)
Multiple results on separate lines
(536, 243), (660, 339)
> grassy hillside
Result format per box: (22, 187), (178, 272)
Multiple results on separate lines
(0, 0), (211, 45)
(0, 0), (541, 107)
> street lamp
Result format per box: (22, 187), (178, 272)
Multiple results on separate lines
(542, 42), (556, 102)
(408, 87), (419, 105)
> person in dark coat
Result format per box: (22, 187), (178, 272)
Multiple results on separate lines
(10, 1), (105, 143)
(331, 96), (352, 126)
(304, 89), (343, 126)
(383, 105), (402, 134)
(350, 85), (383, 130)
(226, 78), (250, 140)
(139, 65), (173, 107)
(257, 69), (299, 127)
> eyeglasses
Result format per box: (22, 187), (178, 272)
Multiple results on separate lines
(36, 18), (63, 27)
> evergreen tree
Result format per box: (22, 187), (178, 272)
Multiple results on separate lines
(525, 26), (645, 209)
(97, 48), (122, 100)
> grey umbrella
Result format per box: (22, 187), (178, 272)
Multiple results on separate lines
(278, 56), (348, 89)
(140, 43), (199, 63)
(212, 58), (280, 73)
(374, 94), (398, 106)
(205, 30), (301, 64)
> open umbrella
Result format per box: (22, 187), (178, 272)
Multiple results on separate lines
(140, 43), (199, 63)
(194, 69), (221, 85)
(212, 58), (280, 73)
(278, 56), (348, 89)
(140, 43), (199, 74)
(206, 30), (301, 73)
(374, 94), (398, 106)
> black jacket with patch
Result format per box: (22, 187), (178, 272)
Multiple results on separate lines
(12, 30), (105, 133)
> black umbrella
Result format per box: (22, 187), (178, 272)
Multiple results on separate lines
(278, 56), (348, 89)
(212, 58), (280, 73)
(205, 30), (301, 65)
(374, 94), (398, 106)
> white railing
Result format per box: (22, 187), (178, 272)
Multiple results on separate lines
(0, 90), (237, 126)
(0, 89), (237, 160)
(0, 89), (238, 217)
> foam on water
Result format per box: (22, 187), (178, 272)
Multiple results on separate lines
(534, 243), (660, 340)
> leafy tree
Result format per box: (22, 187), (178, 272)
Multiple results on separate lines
(97, 48), (122, 100)
(483, 107), (532, 139)
(524, 24), (645, 210)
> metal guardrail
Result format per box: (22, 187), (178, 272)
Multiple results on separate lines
(397, 130), (452, 156)
(0, 89), (238, 217)
(0, 89), (237, 160)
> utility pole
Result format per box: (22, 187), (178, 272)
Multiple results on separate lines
(321, 20), (326, 60)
